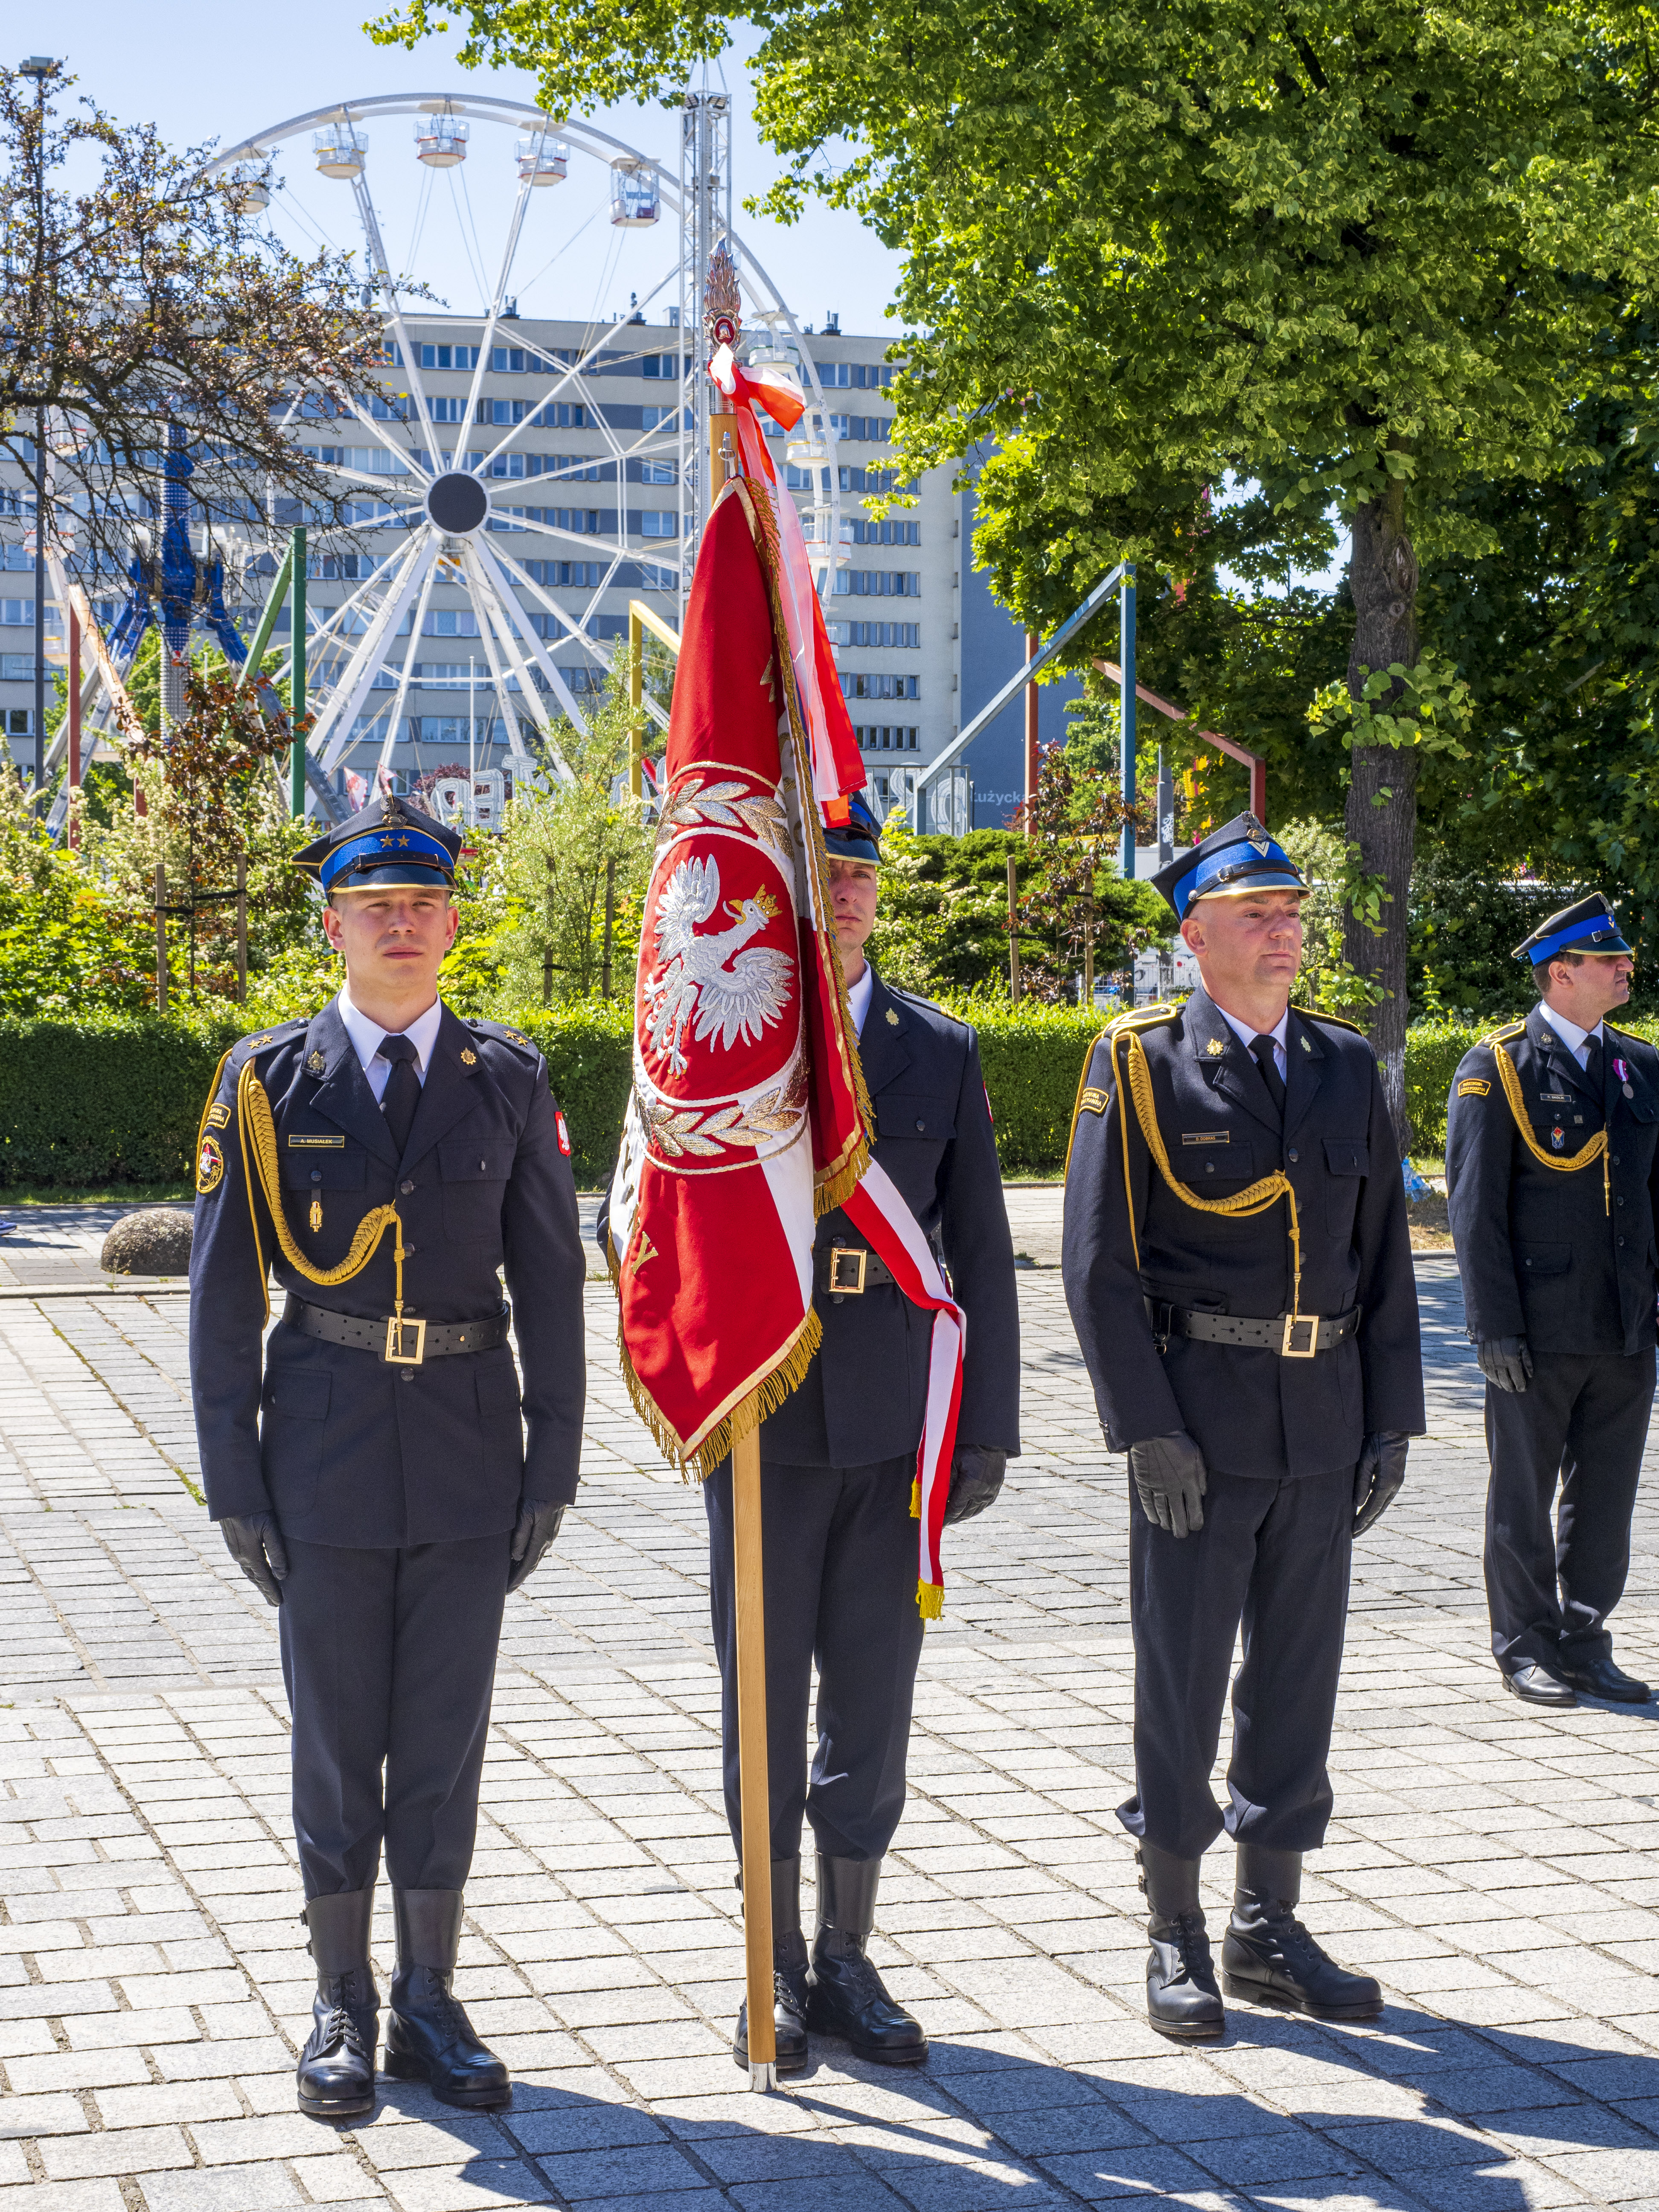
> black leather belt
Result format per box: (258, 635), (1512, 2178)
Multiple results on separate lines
(1145, 1298), (1361, 1359)
(815, 1245), (897, 1296)
(282, 1293), (511, 1367)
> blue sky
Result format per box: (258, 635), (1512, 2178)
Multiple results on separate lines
(32, 7), (906, 340)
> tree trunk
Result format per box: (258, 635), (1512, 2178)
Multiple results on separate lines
(1341, 469), (1419, 1154)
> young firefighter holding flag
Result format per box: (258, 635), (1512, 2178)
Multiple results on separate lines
(600, 264), (1019, 2079)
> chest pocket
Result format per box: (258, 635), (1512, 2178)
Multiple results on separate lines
(1323, 1136), (1368, 1237)
(876, 1093), (956, 1144)
(280, 1141), (367, 1190)
(1171, 1141), (1256, 1193)
(439, 1140), (509, 1240)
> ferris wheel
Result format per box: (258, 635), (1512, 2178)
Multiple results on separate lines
(204, 91), (844, 797)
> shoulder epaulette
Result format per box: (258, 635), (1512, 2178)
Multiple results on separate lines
(234, 1016), (308, 1062)
(468, 1019), (541, 1057)
(1300, 1007), (1366, 1036)
(1478, 1018), (1527, 1048)
(1109, 1001), (1182, 1035)
(1605, 1020), (1648, 1051)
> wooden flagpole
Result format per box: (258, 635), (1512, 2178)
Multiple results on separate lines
(731, 1426), (777, 2088)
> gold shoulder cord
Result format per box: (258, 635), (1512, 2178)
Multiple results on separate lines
(1113, 1027), (1307, 1321)
(235, 1058), (409, 1324)
(1487, 1039), (1610, 1214)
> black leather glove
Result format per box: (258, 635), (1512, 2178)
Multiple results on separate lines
(1477, 1336), (1534, 1393)
(944, 1446), (1007, 1525)
(219, 1512), (288, 1607)
(1127, 1430), (1208, 1538)
(507, 1499), (566, 1594)
(1352, 1432), (1409, 1537)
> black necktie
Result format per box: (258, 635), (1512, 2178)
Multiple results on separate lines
(1251, 1032), (1286, 1117)
(1584, 1035), (1604, 1098)
(378, 1033), (421, 1156)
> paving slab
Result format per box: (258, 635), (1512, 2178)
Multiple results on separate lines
(3, 1205), (1659, 2212)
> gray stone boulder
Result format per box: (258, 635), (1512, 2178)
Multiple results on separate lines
(101, 1208), (195, 1277)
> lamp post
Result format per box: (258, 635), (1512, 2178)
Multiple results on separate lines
(19, 55), (57, 808)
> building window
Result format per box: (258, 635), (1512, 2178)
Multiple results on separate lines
(856, 725), (920, 752)
(419, 344), (481, 370)
(1, 656), (38, 681)
(819, 362), (895, 389)
(827, 621), (919, 648)
(833, 570), (920, 599)
(478, 398), (531, 426)
(6, 708), (34, 734)
(841, 674), (920, 702)
(640, 406), (684, 431)
(638, 458), (676, 484)
(428, 395), (465, 423)
(524, 562), (606, 591)
(639, 511), (676, 538)
(536, 401), (588, 429)
(423, 610), (482, 638)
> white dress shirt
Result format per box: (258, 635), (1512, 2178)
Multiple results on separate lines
(337, 989), (443, 1102)
(1215, 1001), (1289, 1082)
(846, 963), (874, 1039)
(1538, 1001), (1605, 1070)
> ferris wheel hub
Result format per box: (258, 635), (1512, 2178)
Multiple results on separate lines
(425, 473), (490, 536)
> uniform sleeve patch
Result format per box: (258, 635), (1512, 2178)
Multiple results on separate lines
(1078, 1086), (1109, 1116)
(195, 1134), (225, 1194)
(206, 1102), (230, 1129)
(555, 1109), (572, 1157)
(1458, 1077), (1492, 1097)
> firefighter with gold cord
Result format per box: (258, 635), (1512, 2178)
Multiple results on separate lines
(1062, 815), (1423, 2041)
(188, 793), (586, 2120)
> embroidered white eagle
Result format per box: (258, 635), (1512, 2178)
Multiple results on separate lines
(643, 853), (795, 1075)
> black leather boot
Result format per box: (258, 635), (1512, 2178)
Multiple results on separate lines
(382, 1889), (511, 2109)
(732, 1857), (811, 2075)
(805, 1854), (927, 2065)
(1137, 1842), (1224, 2043)
(1221, 1845), (1382, 2020)
(297, 1889), (378, 2119)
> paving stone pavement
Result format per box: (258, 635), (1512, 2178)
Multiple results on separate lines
(6, 1194), (1659, 2212)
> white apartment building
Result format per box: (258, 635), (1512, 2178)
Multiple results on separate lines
(2, 309), (1051, 827)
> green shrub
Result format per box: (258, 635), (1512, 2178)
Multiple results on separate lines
(11, 998), (1656, 1193)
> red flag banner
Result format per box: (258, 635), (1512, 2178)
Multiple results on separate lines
(608, 383), (969, 1615)
(608, 477), (871, 1473)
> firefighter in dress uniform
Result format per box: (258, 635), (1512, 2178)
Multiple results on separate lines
(1445, 894), (1659, 1708)
(1062, 815), (1424, 2041)
(600, 793), (1022, 2073)
(189, 794), (586, 2119)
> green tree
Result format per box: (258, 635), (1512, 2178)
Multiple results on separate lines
(387, 0), (1659, 1140)
(495, 684), (653, 1006)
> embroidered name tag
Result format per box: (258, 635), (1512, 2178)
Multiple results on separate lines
(1181, 1130), (1231, 1144)
(287, 1134), (346, 1148)
(1457, 1079), (1491, 1097)
(205, 1102), (230, 1129)
(1538, 1090), (1570, 1103)
(1077, 1086), (1109, 1116)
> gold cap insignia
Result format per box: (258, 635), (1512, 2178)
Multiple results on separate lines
(1206, 1037), (1225, 1057)
(195, 1135), (225, 1195)
(461, 1048), (477, 1065)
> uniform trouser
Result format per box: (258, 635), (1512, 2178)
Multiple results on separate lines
(1117, 1465), (1354, 1863)
(1484, 1348), (1655, 1673)
(704, 1455), (925, 1864)
(278, 1534), (510, 1898)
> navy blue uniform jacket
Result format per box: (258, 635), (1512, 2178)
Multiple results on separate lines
(189, 996), (587, 1547)
(599, 966), (1022, 1469)
(1061, 986), (1423, 1475)
(1445, 1007), (1659, 1356)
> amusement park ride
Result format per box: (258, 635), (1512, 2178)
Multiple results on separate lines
(34, 88), (850, 833)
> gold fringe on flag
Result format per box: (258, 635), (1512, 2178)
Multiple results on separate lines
(613, 1301), (824, 1483)
(917, 1581), (943, 1621)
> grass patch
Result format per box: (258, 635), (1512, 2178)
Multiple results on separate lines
(0, 1183), (191, 1208)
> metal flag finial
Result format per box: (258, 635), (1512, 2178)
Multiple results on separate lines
(704, 240), (740, 350)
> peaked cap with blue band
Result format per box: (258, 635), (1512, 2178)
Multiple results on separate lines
(294, 793), (462, 895)
(1513, 891), (1633, 966)
(824, 790), (885, 867)
(1149, 812), (1309, 922)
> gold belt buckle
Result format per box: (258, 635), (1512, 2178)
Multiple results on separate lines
(828, 1246), (867, 1295)
(1281, 1313), (1319, 1359)
(384, 1315), (427, 1365)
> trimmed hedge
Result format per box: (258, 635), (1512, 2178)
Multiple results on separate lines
(9, 999), (1655, 1190)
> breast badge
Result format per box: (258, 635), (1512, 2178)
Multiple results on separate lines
(195, 1134), (225, 1195)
